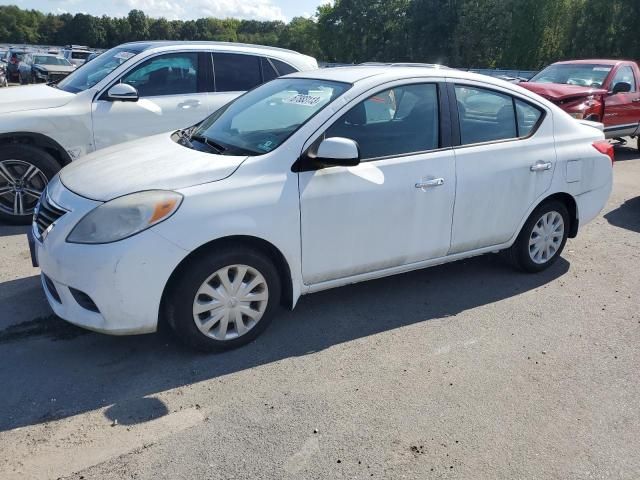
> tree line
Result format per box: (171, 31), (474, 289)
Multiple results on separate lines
(0, 1), (638, 69)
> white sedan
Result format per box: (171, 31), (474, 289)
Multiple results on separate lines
(31, 65), (614, 351)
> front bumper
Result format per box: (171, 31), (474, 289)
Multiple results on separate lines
(34, 178), (189, 335)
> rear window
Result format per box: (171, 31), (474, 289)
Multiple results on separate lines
(271, 59), (297, 76)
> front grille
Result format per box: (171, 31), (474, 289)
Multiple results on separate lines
(34, 191), (66, 238)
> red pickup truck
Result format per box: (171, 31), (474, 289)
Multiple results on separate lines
(521, 59), (640, 144)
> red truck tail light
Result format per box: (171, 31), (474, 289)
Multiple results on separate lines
(592, 140), (614, 164)
(9, 57), (18, 64)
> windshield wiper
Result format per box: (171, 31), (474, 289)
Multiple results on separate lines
(190, 134), (226, 154)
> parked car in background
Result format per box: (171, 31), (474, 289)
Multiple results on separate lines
(62, 45), (94, 67)
(0, 64), (7, 88)
(0, 50), (7, 64)
(30, 65), (613, 351)
(18, 53), (75, 84)
(0, 41), (318, 223)
(84, 52), (101, 64)
(521, 59), (640, 146)
(3, 48), (31, 82)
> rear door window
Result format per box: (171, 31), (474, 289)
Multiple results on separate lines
(213, 53), (262, 92)
(455, 86), (517, 145)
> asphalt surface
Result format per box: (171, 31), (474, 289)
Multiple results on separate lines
(0, 142), (638, 479)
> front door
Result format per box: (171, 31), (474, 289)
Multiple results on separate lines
(298, 82), (456, 285)
(92, 52), (212, 151)
(603, 64), (640, 134)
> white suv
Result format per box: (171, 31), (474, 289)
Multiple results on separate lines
(0, 41), (317, 223)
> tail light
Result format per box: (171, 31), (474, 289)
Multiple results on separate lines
(592, 140), (614, 164)
(9, 57), (18, 65)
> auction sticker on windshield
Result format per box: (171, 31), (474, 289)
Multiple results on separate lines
(283, 94), (322, 107)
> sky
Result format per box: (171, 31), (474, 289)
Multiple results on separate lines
(5, 0), (332, 21)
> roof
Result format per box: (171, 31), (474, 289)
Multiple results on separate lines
(290, 64), (499, 85)
(121, 41), (305, 57)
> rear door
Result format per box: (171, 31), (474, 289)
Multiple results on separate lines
(92, 51), (213, 150)
(449, 82), (554, 254)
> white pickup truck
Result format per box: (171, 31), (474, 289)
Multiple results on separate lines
(0, 41), (317, 223)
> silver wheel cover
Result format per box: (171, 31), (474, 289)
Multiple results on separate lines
(192, 264), (269, 341)
(528, 211), (565, 264)
(0, 159), (48, 216)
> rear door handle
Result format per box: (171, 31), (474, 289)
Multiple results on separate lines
(415, 178), (445, 189)
(530, 161), (552, 172)
(632, 98), (640, 102)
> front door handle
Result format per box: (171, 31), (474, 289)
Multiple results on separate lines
(632, 98), (640, 102)
(415, 178), (445, 189)
(178, 99), (201, 109)
(530, 161), (552, 172)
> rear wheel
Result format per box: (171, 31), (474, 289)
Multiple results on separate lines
(0, 145), (60, 224)
(165, 247), (281, 352)
(508, 200), (569, 273)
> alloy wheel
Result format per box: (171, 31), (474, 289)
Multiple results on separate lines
(192, 264), (269, 341)
(0, 159), (47, 217)
(528, 211), (565, 264)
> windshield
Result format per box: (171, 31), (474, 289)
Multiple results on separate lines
(530, 64), (612, 88)
(190, 78), (351, 156)
(57, 46), (141, 93)
(34, 56), (71, 66)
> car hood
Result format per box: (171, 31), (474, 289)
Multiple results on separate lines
(60, 132), (248, 201)
(520, 82), (608, 101)
(0, 84), (75, 114)
(34, 64), (75, 73)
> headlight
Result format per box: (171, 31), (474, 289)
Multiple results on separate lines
(67, 190), (183, 244)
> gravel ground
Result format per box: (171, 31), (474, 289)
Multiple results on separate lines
(0, 142), (638, 480)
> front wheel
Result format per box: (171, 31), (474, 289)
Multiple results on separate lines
(508, 200), (569, 273)
(165, 247), (282, 352)
(0, 145), (60, 224)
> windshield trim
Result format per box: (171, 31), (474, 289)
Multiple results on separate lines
(189, 78), (353, 157)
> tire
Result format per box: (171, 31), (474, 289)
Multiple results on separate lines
(0, 145), (61, 224)
(508, 200), (570, 273)
(165, 247), (282, 352)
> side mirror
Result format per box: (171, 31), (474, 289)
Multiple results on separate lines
(107, 83), (139, 102)
(611, 82), (631, 95)
(316, 137), (360, 167)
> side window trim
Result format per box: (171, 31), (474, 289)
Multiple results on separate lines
(448, 82), (546, 148)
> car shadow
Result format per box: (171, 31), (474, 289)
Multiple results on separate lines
(0, 254), (570, 432)
(613, 141), (639, 162)
(604, 196), (640, 233)
(0, 224), (29, 238)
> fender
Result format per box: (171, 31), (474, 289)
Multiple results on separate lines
(0, 131), (73, 167)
